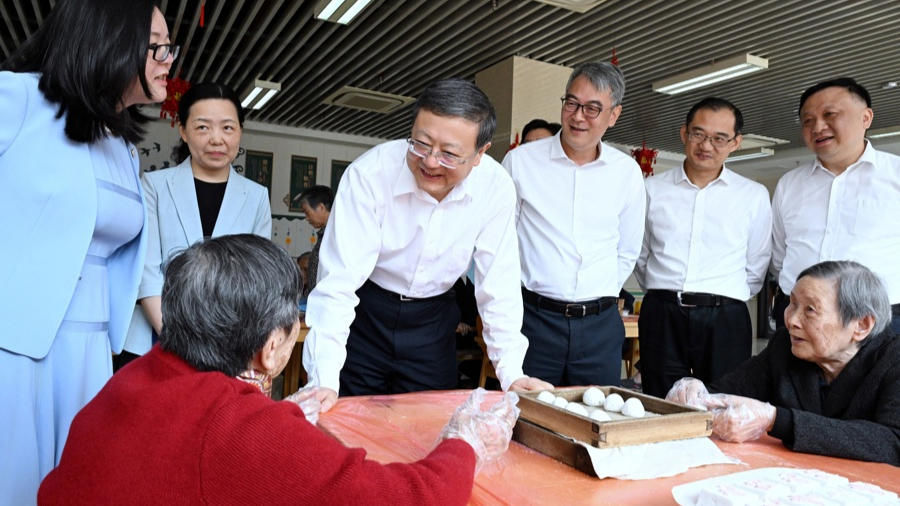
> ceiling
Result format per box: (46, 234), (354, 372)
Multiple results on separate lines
(3, 0), (900, 169)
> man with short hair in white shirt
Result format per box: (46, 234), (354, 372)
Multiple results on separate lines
(772, 77), (900, 334)
(635, 97), (772, 398)
(502, 62), (646, 387)
(304, 78), (552, 412)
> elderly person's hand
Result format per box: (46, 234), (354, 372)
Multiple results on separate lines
(436, 388), (520, 473)
(284, 381), (322, 425)
(707, 393), (776, 443)
(665, 377), (712, 410)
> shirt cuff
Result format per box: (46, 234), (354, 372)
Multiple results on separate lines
(768, 406), (795, 448)
(496, 366), (525, 392)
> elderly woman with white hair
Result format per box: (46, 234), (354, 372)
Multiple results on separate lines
(667, 260), (900, 466)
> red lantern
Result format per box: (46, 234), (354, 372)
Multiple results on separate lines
(160, 76), (191, 127)
(631, 141), (657, 178)
(508, 132), (520, 152)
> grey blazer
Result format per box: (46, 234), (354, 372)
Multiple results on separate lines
(123, 158), (272, 354)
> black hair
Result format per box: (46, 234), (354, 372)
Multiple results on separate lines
(2, 0), (158, 145)
(171, 82), (246, 164)
(297, 185), (335, 212)
(522, 119), (561, 142)
(685, 97), (744, 136)
(411, 78), (496, 150)
(799, 77), (872, 113)
(160, 234), (301, 377)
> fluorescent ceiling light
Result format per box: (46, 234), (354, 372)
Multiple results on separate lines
(740, 133), (790, 149)
(315, 0), (373, 24)
(727, 147), (775, 162)
(532, 0), (608, 13)
(653, 54), (768, 95)
(241, 79), (281, 110)
(868, 126), (900, 139)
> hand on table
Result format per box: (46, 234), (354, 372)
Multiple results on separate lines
(708, 394), (776, 443)
(665, 377), (712, 410)
(316, 387), (338, 413)
(284, 382), (322, 425)
(509, 376), (554, 392)
(437, 387), (521, 473)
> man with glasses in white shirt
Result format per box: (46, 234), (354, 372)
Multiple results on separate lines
(502, 62), (646, 387)
(635, 97), (772, 398)
(304, 78), (552, 412)
(772, 77), (900, 334)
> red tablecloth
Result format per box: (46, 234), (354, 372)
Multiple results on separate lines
(318, 390), (900, 506)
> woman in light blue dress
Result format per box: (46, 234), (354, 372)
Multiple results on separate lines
(0, 1), (176, 503)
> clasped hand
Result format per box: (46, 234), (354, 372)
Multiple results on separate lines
(666, 378), (776, 443)
(436, 388), (521, 473)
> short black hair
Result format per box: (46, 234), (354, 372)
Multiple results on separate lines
(522, 119), (561, 142)
(297, 185), (335, 212)
(2, 0), (158, 145)
(799, 77), (872, 114)
(412, 78), (496, 150)
(171, 82), (245, 164)
(159, 234), (301, 377)
(685, 97), (744, 136)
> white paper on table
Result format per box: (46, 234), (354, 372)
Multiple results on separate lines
(579, 437), (737, 480)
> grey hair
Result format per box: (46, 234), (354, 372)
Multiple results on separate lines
(160, 234), (301, 376)
(797, 260), (892, 336)
(411, 78), (497, 150)
(565, 62), (626, 107)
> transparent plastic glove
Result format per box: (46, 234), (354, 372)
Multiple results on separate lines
(665, 377), (712, 410)
(436, 388), (521, 473)
(284, 380), (322, 426)
(708, 394), (776, 443)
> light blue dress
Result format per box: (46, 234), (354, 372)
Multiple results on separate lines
(0, 135), (143, 505)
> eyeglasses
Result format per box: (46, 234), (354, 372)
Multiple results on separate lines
(407, 138), (477, 169)
(148, 43), (181, 62)
(560, 97), (603, 118)
(685, 131), (737, 148)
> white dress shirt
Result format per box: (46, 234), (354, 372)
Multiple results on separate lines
(634, 165), (772, 301)
(772, 141), (900, 303)
(303, 140), (528, 392)
(502, 134), (646, 301)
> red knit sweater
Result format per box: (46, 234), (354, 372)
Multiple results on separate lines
(39, 346), (475, 505)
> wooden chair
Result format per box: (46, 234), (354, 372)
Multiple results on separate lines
(474, 316), (498, 388)
(621, 314), (640, 378)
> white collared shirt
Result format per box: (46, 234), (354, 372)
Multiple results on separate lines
(303, 140), (528, 392)
(635, 165), (772, 301)
(502, 134), (646, 301)
(772, 141), (900, 302)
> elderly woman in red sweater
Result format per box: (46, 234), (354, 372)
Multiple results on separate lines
(39, 234), (519, 505)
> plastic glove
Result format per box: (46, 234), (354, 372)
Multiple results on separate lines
(284, 380), (322, 426)
(436, 388), (521, 473)
(708, 393), (776, 443)
(665, 377), (712, 410)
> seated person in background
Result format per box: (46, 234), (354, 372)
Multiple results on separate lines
(666, 260), (900, 466)
(297, 251), (311, 308)
(521, 118), (562, 144)
(39, 234), (521, 505)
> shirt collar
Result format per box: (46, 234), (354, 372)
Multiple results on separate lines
(549, 133), (612, 166)
(675, 163), (732, 187)
(810, 140), (876, 177)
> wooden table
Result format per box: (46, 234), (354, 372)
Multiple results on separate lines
(318, 390), (900, 506)
(282, 320), (310, 398)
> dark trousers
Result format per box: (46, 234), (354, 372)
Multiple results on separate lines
(639, 291), (752, 398)
(776, 289), (900, 334)
(521, 298), (625, 387)
(340, 280), (460, 397)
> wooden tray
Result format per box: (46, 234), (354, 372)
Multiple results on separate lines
(516, 386), (712, 449)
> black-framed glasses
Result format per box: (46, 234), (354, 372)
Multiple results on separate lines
(148, 43), (181, 62)
(560, 97), (603, 118)
(685, 131), (737, 148)
(406, 138), (477, 170)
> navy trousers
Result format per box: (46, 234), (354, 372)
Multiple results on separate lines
(339, 280), (460, 397)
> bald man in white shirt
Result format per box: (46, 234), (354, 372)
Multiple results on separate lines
(503, 62), (646, 387)
(303, 79), (551, 411)
(635, 97), (772, 398)
(772, 77), (900, 334)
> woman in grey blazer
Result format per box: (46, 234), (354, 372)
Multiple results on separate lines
(122, 83), (272, 362)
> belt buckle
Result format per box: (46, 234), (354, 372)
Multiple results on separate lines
(565, 303), (586, 317)
(676, 291), (696, 308)
(399, 294), (414, 302)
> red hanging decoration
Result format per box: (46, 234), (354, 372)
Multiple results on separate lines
(631, 140), (657, 178)
(508, 131), (520, 152)
(199, 0), (206, 27)
(611, 47), (619, 66)
(160, 76), (191, 127)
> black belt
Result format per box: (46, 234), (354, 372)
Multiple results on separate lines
(363, 279), (454, 303)
(649, 290), (743, 307)
(893, 304), (900, 316)
(522, 288), (616, 318)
